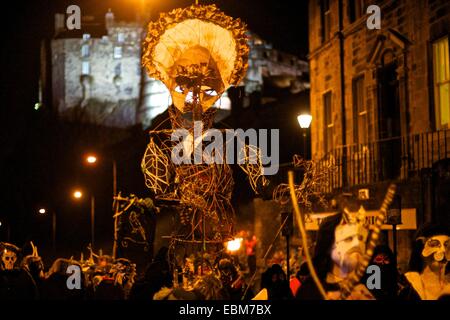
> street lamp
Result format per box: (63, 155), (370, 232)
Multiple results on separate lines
(86, 155), (97, 164)
(73, 190), (83, 199)
(72, 189), (96, 249)
(297, 114), (312, 159)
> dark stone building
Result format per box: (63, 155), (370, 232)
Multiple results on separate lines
(308, 0), (449, 270)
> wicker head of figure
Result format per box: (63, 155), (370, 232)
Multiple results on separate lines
(142, 4), (249, 128)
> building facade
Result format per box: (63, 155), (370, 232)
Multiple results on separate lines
(308, 0), (449, 269)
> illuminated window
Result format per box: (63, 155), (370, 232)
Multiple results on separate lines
(349, 0), (365, 23)
(323, 91), (333, 153)
(352, 76), (367, 143)
(81, 44), (89, 57)
(321, 0), (332, 43)
(117, 32), (125, 43)
(433, 36), (450, 129)
(82, 61), (90, 75)
(114, 46), (122, 59)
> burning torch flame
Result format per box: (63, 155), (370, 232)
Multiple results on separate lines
(226, 238), (243, 252)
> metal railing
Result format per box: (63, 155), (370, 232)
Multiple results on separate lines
(316, 129), (450, 193)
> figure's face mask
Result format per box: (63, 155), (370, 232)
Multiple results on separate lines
(331, 207), (369, 272)
(332, 224), (368, 271)
(2, 249), (17, 270)
(420, 235), (450, 263)
(168, 46), (224, 117)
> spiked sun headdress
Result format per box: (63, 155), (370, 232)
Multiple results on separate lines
(142, 4), (249, 113)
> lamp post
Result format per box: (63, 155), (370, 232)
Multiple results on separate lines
(281, 211), (293, 279)
(84, 154), (118, 256)
(38, 208), (57, 252)
(387, 195), (402, 271)
(73, 189), (96, 249)
(91, 195), (95, 250)
(84, 154), (118, 197)
(297, 114), (312, 159)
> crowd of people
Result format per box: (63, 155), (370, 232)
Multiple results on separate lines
(0, 243), (137, 300)
(1, 219), (450, 300)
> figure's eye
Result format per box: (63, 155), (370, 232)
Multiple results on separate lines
(344, 237), (354, 243)
(201, 86), (218, 96)
(205, 89), (218, 96)
(175, 85), (184, 93)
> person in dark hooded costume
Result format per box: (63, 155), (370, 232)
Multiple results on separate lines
(360, 244), (399, 300)
(295, 209), (374, 300)
(260, 264), (293, 300)
(217, 257), (253, 300)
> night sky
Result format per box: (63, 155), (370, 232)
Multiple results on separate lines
(0, 0), (308, 257)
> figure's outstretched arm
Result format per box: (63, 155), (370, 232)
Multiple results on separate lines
(238, 144), (270, 195)
(272, 155), (333, 207)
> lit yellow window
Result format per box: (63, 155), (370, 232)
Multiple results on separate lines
(433, 37), (450, 129)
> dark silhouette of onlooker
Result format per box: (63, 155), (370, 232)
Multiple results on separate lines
(260, 264), (293, 300)
(290, 262), (309, 296)
(0, 268), (38, 300)
(218, 258), (253, 300)
(129, 246), (173, 300)
(295, 214), (342, 300)
(21, 255), (45, 298)
(41, 258), (86, 300)
(361, 244), (399, 300)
